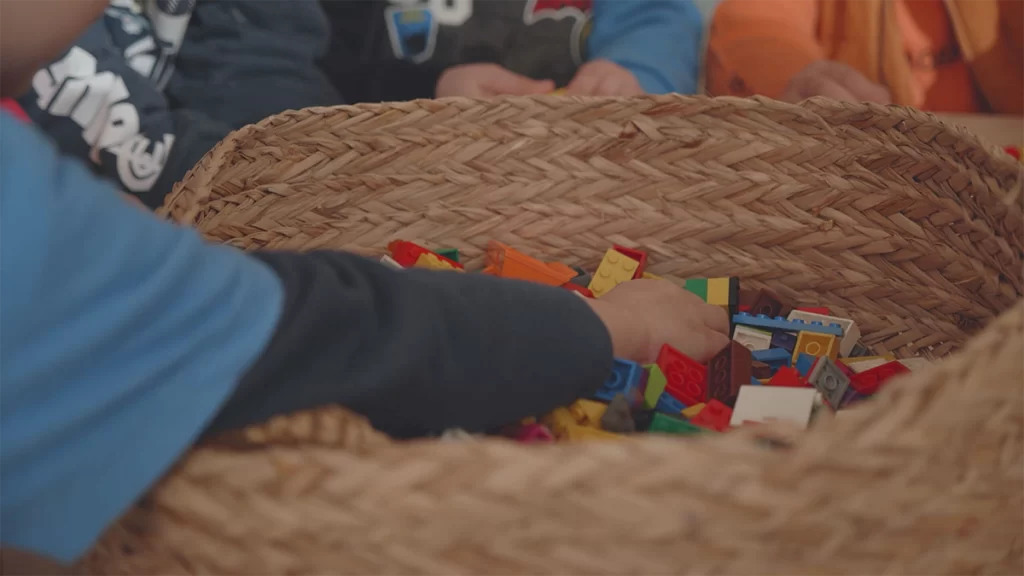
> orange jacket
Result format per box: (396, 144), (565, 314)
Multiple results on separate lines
(706, 0), (1023, 114)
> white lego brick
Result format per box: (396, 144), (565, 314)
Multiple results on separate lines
(842, 357), (890, 373)
(898, 357), (932, 371)
(787, 310), (860, 357)
(733, 325), (773, 351)
(730, 385), (818, 429)
(380, 255), (404, 269)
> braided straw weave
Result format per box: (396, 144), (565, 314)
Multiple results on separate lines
(83, 95), (1023, 574)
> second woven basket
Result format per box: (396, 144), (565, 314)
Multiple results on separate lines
(83, 95), (1022, 574)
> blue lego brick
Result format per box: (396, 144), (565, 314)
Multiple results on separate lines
(751, 348), (792, 375)
(795, 353), (817, 377)
(596, 358), (644, 404)
(750, 376), (762, 386)
(732, 313), (843, 336)
(655, 391), (687, 415)
(770, 331), (797, 353)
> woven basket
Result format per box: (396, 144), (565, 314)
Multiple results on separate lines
(82, 95), (1023, 574)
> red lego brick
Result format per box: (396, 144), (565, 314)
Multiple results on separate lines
(835, 359), (857, 380)
(689, 399), (732, 432)
(750, 289), (791, 318)
(561, 283), (595, 298)
(612, 245), (648, 279)
(850, 360), (910, 396)
(1005, 146), (1020, 161)
(768, 366), (808, 388)
(705, 341), (752, 408)
(388, 240), (463, 269)
(797, 306), (831, 315)
(656, 343), (707, 406)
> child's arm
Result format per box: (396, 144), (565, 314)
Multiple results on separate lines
(585, 0), (704, 94)
(2, 112), (601, 562)
(705, 0), (822, 99)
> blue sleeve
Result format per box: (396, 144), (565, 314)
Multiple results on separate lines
(587, 0), (704, 94)
(0, 113), (283, 562)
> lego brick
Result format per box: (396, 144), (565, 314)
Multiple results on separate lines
(792, 331), (838, 364)
(751, 348), (792, 372)
(642, 364), (668, 410)
(707, 277), (732, 307)
(379, 255), (404, 269)
(413, 252), (464, 272)
(794, 352), (818, 377)
(730, 385), (817, 429)
(751, 360), (772, 379)
(840, 355), (896, 373)
(689, 399), (733, 432)
(632, 409), (655, 432)
(541, 407), (577, 438)
(738, 288), (759, 308)
(655, 392), (687, 415)
(589, 249), (640, 297)
(770, 331), (798, 353)
(595, 358), (644, 403)
(656, 343), (708, 406)
(750, 376), (763, 385)
(641, 271), (663, 281)
(807, 357), (851, 409)
(850, 360), (910, 396)
(848, 342), (872, 357)
(681, 402), (706, 419)
(706, 340), (752, 408)
(567, 399), (609, 428)
(797, 306), (830, 315)
(600, 394), (636, 433)
(649, 413), (707, 436)
(612, 245), (648, 279)
(570, 272), (593, 287)
(684, 278), (708, 301)
(389, 240), (463, 269)
(483, 241), (575, 285)
(435, 248), (459, 262)
(749, 288), (792, 318)
(733, 325), (773, 351)
(515, 423), (555, 443)
(767, 366), (808, 387)
(788, 310), (860, 357)
(733, 312), (843, 336)
(839, 386), (863, 408)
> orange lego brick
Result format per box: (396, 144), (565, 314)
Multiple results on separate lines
(588, 249), (640, 297)
(483, 241), (576, 286)
(681, 403), (706, 419)
(567, 399), (608, 428)
(792, 332), (838, 364)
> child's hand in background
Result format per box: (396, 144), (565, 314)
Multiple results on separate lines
(565, 59), (644, 97)
(781, 60), (891, 104)
(436, 64), (555, 98)
(586, 279), (730, 364)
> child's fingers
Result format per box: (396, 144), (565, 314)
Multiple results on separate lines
(697, 303), (730, 335)
(565, 73), (599, 96)
(485, 71), (554, 96)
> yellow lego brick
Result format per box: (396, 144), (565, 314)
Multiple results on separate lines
(563, 424), (623, 441)
(413, 252), (463, 272)
(681, 402), (706, 419)
(541, 407), (577, 438)
(642, 271), (663, 281)
(588, 249), (639, 298)
(567, 399), (608, 428)
(840, 354), (896, 365)
(707, 277), (731, 307)
(792, 332), (838, 364)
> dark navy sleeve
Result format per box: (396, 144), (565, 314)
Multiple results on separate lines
(209, 252), (614, 439)
(588, 0), (704, 94)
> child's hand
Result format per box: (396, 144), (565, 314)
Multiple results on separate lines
(565, 59), (644, 97)
(781, 60), (891, 104)
(435, 64), (555, 98)
(586, 279), (730, 364)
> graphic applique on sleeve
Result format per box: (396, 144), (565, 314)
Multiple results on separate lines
(30, 46), (174, 193)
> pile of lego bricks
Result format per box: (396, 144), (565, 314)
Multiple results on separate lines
(383, 240), (931, 442)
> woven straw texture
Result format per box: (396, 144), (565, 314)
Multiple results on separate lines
(83, 95), (1023, 574)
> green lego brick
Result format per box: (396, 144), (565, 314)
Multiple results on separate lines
(684, 278), (708, 302)
(648, 413), (708, 436)
(642, 364), (667, 410)
(436, 248), (459, 262)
